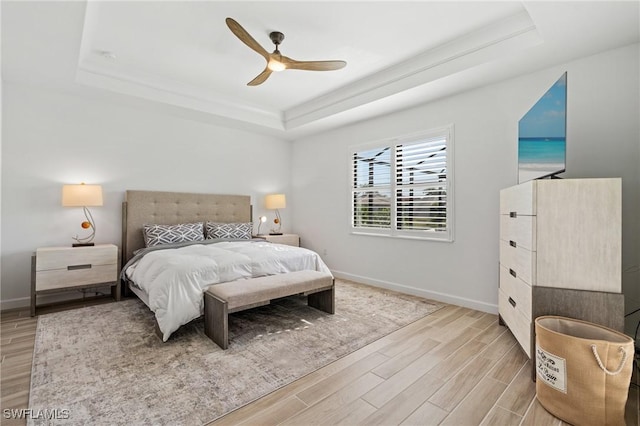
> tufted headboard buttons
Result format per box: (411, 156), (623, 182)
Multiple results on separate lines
(122, 190), (252, 266)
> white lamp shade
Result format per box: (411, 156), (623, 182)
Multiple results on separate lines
(265, 194), (286, 210)
(62, 184), (103, 207)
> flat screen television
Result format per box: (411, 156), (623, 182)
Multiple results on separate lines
(518, 72), (567, 183)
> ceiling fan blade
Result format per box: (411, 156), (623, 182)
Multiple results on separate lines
(281, 57), (347, 71)
(226, 18), (269, 61)
(247, 67), (272, 86)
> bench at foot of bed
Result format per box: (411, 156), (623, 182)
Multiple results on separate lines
(204, 270), (335, 350)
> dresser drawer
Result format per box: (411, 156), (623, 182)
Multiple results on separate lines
(499, 289), (532, 357)
(36, 264), (118, 292)
(499, 265), (532, 319)
(500, 180), (536, 216)
(499, 240), (536, 285)
(499, 214), (536, 251)
(36, 245), (117, 271)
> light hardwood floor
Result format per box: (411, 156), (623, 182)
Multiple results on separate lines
(2, 299), (639, 425)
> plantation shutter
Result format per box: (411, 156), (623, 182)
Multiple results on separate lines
(352, 147), (391, 229)
(351, 126), (452, 240)
(395, 137), (448, 231)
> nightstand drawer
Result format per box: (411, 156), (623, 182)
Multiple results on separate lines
(36, 245), (117, 271)
(36, 264), (118, 292)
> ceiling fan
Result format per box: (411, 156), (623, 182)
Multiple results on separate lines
(225, 17), (347, 86)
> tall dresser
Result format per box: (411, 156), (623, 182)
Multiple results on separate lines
(498, 178), (623, 359)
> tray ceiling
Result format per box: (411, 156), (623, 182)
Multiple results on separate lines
(3, 1), (639, 139)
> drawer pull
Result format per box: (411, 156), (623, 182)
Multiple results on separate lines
(509, 212), (517, 218)
(508, 297), (516, 308)
(509, 240), (517, 248)
(509, 268), (517, 278)
(67, 264), (92, 271)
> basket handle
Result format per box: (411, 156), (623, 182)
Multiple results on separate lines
(590, 345), (628, 376)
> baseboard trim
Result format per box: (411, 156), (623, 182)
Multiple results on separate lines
(0, 296), (30, 311)
(331, 270), (498, 314)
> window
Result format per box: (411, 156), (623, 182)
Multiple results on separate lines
(351, 126), (454, 241)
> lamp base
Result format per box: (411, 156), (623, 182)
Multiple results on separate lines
(268, 232), (283, 236)
(72, 242), (95, 247)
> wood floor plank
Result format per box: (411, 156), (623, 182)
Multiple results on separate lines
(378, 325), (439, 358)
(428, 340), (486, 382)
(496, 363), (536, 416)
(470, 313), (499, 330)
(236, 396), (307, 426)
(520, 398), (563, 426)
(427, 326), (485, 359)
(362, 352), (442, 408)
(399, 400), (448, 426)
(372, 337), (440, 379)
(480, 406), (523, 426)
(474, 322), (508, 344)
(427, 315), (481, 342)
(428, 354), (498, 411)
(474, 330), (517, 361)
(488, 343), (528, 385)
(282, 373), (383, 426)
(427, 306), (468, 328)
(361, 372), (445, 425)
(295, 352), (388, 405)
(439, 376), (507, 425)
(333, 398), (378, 425)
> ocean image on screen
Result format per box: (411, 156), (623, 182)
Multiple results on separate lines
(518, 73), (566, 183)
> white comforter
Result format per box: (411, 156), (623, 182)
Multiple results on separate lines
(126, 241), (331, 341)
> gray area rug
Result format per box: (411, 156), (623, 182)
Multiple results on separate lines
(29, 279), (443, 425)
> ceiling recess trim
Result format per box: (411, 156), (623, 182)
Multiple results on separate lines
(283, 10), (542, 130)
(74, 8), (540, 134)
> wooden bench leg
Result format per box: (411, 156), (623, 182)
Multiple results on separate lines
(308, 285), (335, 314)
(204, 291), (229, 350)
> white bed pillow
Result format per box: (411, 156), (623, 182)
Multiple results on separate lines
(143, 222), (205, 247)
(205, 222), (252, 240)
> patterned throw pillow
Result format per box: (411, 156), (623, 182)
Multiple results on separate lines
(206, 222), (252, 240)
(143, 222), (204, 247)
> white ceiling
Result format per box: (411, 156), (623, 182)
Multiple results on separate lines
(2, 1), (639, 140)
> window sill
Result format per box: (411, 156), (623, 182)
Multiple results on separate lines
(351, 231), (453, 243)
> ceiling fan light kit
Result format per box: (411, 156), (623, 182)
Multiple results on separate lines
(225, 17), (347, 86)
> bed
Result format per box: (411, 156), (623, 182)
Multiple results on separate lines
(121, 190), (331, 341)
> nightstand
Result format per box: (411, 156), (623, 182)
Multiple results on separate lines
(259, 234), (300, 247)
(31, 244), (120, 316)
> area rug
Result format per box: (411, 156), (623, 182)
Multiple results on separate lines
(29, 279), (443, 425)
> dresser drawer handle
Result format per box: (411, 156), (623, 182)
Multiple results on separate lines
(509, 240), (517, 248)
(67, 264), (92, 271)
(509, 212), (517, 218)
(509, 268), (517, 278)
(508, 297), (516, 308)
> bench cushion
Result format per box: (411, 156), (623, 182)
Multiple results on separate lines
(206, 270), (333, 310)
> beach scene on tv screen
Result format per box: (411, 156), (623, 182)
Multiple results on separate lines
(518, 73), (567, 183)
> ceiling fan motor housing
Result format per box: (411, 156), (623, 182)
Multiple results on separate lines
(269, 31), (285, 46)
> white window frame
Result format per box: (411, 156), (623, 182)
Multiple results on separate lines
(349, 125), (454, 242)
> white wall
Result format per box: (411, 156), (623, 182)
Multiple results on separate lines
(291, 44), (640, 315)
(1, 83), (292, 308)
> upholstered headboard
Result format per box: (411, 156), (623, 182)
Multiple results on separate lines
(122, 190), (252, 265)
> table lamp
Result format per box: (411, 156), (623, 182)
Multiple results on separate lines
(62, 183), (103, 247)
(265, 193), (286, 235)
